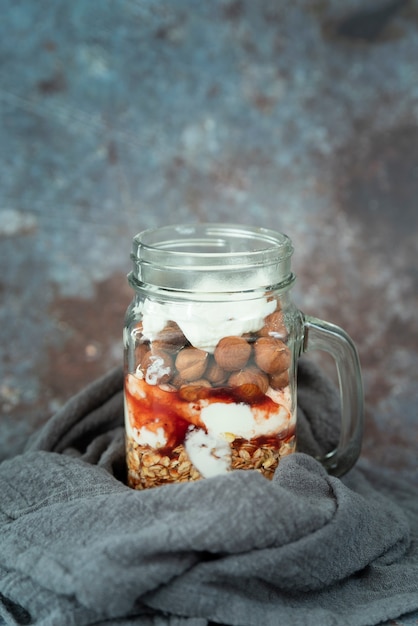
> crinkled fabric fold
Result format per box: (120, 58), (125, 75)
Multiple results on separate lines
(0, 361), (417, 626)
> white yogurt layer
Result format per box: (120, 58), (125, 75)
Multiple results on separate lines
(139, 296), (276, 353)
(137, 425), (168, 448)
(125, 372), (293, 479)
(124, 394), (164, 447)
(184, 398), (291, 478)
(200, 400), (290, 440)
(125, 410), (169, 449)
(185, 427), (231, 478)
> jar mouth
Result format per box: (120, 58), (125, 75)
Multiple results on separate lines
(130, 223), (294, 293)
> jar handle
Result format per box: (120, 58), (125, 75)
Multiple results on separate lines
(302, 315), (364, 476)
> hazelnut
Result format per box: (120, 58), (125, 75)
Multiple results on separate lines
(170, 372), (187, 389)
(258, 310), (288, 340)
(175, 347), (208, 381)
(229, 367), (269, 402)
(178, 379), (212, 402)
(254, 337), (291, 375)
(269, 369), (290, 390)
(152, 321), (187, 353)
(214, 336), (252, 371)
(205, 357), (228, 385)
(142, 349), (173, 385)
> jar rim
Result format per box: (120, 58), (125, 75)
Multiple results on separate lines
(134, 223), (292, 259)
(130, 223), (294, 292)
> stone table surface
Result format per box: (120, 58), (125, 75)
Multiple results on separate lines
(0, 1), (417, 624)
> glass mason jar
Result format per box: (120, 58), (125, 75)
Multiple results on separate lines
(124, 223), (363, 490)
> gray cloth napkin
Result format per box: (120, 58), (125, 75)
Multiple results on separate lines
(0, 361), (417, 626)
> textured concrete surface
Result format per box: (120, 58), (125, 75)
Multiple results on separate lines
(0, 1), (417, 620)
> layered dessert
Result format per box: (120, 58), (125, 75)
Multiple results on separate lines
(124, 294), (295, 489)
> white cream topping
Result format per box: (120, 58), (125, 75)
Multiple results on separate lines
(140, 296), (276, 353)
(144, 354), (171, 385)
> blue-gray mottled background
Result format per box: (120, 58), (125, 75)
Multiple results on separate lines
(0, 1), (417, 620)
